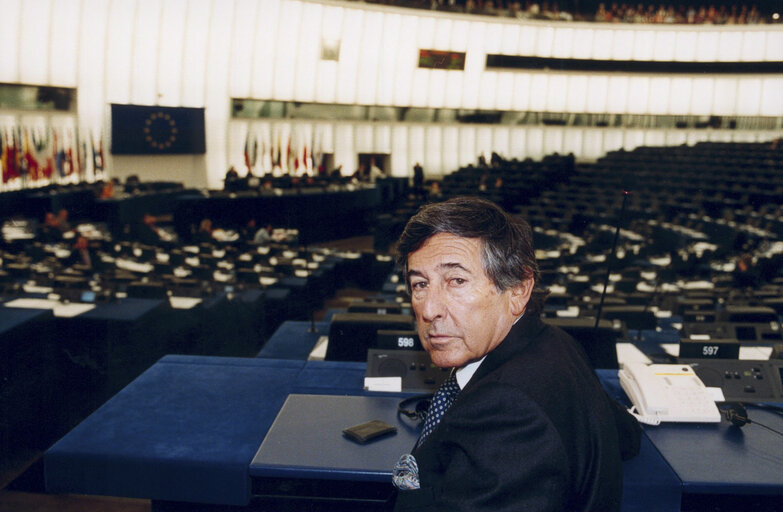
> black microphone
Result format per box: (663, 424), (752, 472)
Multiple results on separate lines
(594, 174), (634, 329)
(307, 310), (318, 333)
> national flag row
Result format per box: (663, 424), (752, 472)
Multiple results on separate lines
(0, 126), (105, 187)
(243, 129), (326, 177)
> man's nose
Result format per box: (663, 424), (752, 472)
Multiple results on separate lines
(418, 285), (445, 322)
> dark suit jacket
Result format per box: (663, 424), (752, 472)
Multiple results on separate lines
(394, 313), (640, 512)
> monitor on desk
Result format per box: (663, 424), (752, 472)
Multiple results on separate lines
(683, 322), (782, 343)
(80, 290), (97, 303)
(600, 305), (658, 331)
(326, 313), (414, 362)
(545, 317), (622, 370)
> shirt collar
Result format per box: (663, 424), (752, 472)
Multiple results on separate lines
(454, 313), (524, 390)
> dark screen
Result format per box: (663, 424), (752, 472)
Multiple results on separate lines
(735, 326), (757, 341)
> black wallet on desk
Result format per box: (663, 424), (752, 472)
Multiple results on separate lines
(343, 420), (397, 444)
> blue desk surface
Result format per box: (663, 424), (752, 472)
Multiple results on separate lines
(247, 390), (680, 512)
(599, 372), (783, 497)
(644, 409), (783, 495)
(257, 320), (329, 359)
(0, 307), (53, 335)
(249, 394), (420, 482)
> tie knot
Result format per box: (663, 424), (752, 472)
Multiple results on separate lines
(439, 372), (460, 399)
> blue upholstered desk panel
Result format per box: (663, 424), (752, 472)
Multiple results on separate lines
(619, 435), (682, 512)
(264, 288), (291, 301)
(250, 394), (420, 482)
(257, 320), (329, 359)
(294, 360), (368, 394)
(598, 370), (682, 512)
(77, 298), (166, 322)
(45, 355), (306, 506)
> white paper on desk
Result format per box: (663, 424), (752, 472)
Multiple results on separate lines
(661, 343), (680, 357)
(307, 336), (329, 361)
(169, 297), (202, 309)
(739, 346), (773, 360)
(616, 343), (652, 365)
(54, 303), (95, 317)
(707, 387), (726, 402)
(22, 284), (54, 294)
(4, 298), (95, 317)
(556, 306), (580, 318)
(5, 298), (59, 310)
(364, 377), (402, 393)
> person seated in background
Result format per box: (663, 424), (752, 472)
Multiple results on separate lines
(413, 162), (425, 199)
(125, 174), (141, 193)
(137, 214), (166, 245)
(352, 163), (367, 182)
(330, 165), (343, 180)
(40, 212), (60, 242)
(72, 235), (92, 269)
(429, 181), (443, 198)
(99, 178), (119, 198)
(368, 158), (385, 183)
(240, 218), (257, 240)
(734, 253), (759, 288)
(224, 166), (241, 191)
(40, 209), (74, 241)
(195, 218), (215, 244)
(55, 209), (72, 234)
(253, 223), (274, 245)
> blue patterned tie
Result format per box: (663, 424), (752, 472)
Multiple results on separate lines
(419, 371), (460, 443)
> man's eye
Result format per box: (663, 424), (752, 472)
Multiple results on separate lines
(450, 278), (466, 286)
(411, 281), (427, 290)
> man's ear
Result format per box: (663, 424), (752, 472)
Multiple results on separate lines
(509, 278), (534, 316)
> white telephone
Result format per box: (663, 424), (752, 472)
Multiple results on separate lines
(618, 363), (721, 425)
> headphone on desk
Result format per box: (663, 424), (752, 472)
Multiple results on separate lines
(721, 402), (783, 437)
(723, 403), (752, 427)
(397, 395), (433, 422)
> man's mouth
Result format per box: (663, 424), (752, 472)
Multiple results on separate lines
(426, 333), (457, 346)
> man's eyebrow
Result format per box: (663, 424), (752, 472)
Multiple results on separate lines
(407, 269), (425, 279)
(439, 262), (472, 273)
(408, 263), (472, 278)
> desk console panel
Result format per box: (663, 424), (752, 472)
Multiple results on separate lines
(679, 359), (783, 403)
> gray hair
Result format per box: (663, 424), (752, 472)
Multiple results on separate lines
(396, 196), (544, 312)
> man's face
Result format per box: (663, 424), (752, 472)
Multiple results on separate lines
(407, 233), (531, 368)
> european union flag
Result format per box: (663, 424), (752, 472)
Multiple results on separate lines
(110, 104), (206, 155)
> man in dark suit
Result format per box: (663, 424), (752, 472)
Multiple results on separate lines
(393, 196), (640, 512)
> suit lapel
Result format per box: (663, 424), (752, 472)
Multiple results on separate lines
(463, 313), (546, 390)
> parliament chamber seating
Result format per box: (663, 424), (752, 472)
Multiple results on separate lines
(2, 142), (783, 510)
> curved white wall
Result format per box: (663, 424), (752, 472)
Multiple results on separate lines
(0, 0), (781, 187)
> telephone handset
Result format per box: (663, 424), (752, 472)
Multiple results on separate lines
(619, 363), (721, 425)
